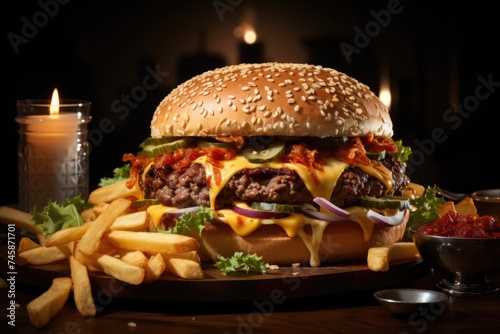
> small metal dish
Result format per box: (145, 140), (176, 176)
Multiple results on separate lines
(470, 189), (500, 221)
(373, 289), (448, 315)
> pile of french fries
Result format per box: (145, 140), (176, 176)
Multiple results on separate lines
(0, 179), (480, 327)
(0, 180), (205, 328)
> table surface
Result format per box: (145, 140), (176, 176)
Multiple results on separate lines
(2, 266), (499, 334)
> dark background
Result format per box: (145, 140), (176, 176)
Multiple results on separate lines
(2, 0), (499, 206)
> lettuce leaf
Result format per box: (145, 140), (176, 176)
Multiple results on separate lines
(391, 140), (412, 166)
(31, 195), (92, 238)
(98, 164), (131, 187)
(158, 205), (213, 236)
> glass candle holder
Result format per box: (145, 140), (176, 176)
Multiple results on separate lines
(16, 99), (92, 212)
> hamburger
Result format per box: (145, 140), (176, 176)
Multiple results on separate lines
(123, 62), (414, 267)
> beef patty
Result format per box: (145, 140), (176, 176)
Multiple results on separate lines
(142, 155), (409, 210)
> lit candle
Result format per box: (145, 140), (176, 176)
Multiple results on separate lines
(16, 89), (92, 211)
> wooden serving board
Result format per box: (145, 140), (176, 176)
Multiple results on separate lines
(1, 244), (430, 302)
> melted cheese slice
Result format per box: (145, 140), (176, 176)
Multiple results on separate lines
(146, 154), (395, 266)
(196, 155), (348, 211)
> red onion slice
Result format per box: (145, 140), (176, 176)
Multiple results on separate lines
(232, 205), (291, 219)
(299, 204), (346, 222)
(366, 209), (406, 226)
(312, 197), (350, 218)
(163, 206), (200, 219)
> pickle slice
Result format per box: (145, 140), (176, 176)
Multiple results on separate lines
(197, 140), (236, 149)
(251, 202), (302, 213)
(140, 138), (192, 158)
(358, 196), (411, 210)
(242, 140), (285, 163)
(366, 151), (386, 160)
(134, 199), (160, 207)
(140, 137), (180, 148)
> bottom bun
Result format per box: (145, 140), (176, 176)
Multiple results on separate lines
(190, 211), (409, 266)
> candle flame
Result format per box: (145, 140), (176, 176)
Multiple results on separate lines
(243, 28), (257, 44)
(379, 71), (391, 110)
(50, 88), (60, 115)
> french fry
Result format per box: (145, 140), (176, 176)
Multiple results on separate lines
(144, 253), (167, 282)
(19, 245), (71, 265)
(438, 201), (456, 216)
(77, 198), (131, 256)
(92, 202), (109, 217)
(164, 257), (204, 279)
(367, 242), (421, 272)
(97, 254), (145, 285)
(455, 197), (478, 216)
(96, 240), (118, 255)
(105, 230), (199, 254)
(45, 223), (91, 247)
(69, 256), (96, 317)
(27, 277), (73, 328)
(18, 237), (41, 253)
(159, 250), (201, 263)
(73, 248), (102, 272)
(88, 180), (140, 205)
(0, 205), (43, 235)
(118, 249), (149, 268)
(80, 208), (96, 222)
(110, 211), (148, 231)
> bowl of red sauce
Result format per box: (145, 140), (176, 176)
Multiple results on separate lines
(410, 211), (500, 296)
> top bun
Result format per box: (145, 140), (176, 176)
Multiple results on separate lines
(150, 63), (393, 138)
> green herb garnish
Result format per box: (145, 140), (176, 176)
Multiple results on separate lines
(405, 185), (446, 239)
(215, 252), (268, 276)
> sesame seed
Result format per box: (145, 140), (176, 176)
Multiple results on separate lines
(242, 86), (250, 91)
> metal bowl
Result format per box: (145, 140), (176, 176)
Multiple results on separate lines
(373, 289), (448, 315)
(470, 189), (500, 221)
(411, 228), (500, 295)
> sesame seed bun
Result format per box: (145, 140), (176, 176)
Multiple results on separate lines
(150, 62), (393, 138)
